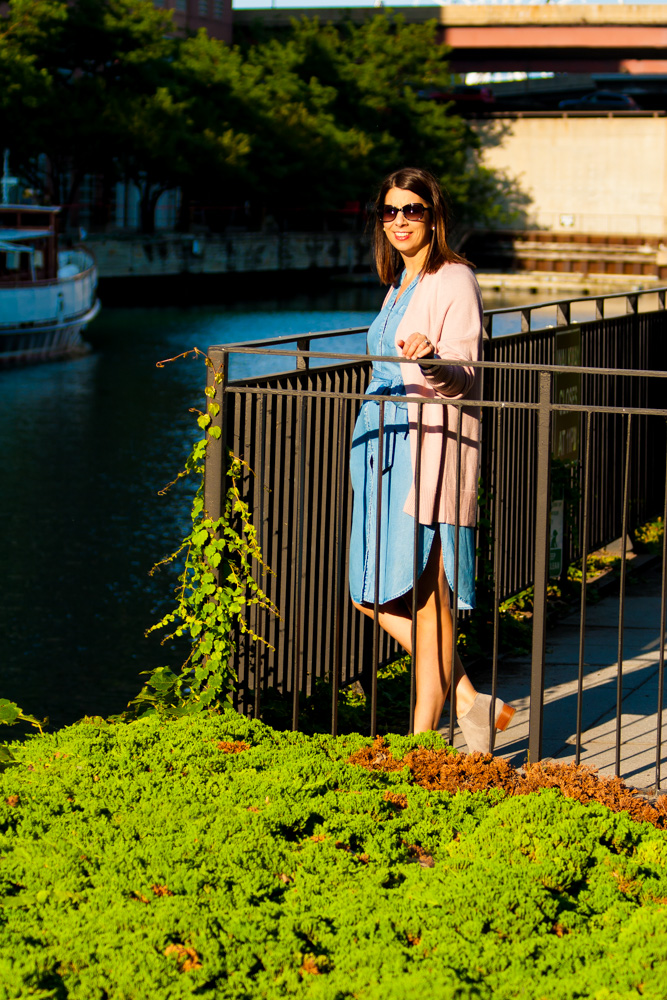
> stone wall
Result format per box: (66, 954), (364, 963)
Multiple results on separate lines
(88, 232), (370, 279)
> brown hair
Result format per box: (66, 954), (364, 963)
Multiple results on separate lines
(371, 166), (472, 286)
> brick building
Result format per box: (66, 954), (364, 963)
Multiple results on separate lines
(153, 0), (232, 43)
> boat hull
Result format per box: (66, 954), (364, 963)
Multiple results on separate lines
(0, 248), (100, 368)
(0, 300), (100, 367)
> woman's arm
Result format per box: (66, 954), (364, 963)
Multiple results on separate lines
(419, 265), (482, 399)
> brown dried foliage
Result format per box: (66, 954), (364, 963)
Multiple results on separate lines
(5, 795), (19, 808)
(216, 740), (250, 754)
(299, 955), (322, 976)
(164, 943), (202, 973)
(348, 737), (667, 829)
(151, 884), (174, 897)
(131, 891), (151, 904)
(405, 842), (435, 868)
(383, 792), (408, 809)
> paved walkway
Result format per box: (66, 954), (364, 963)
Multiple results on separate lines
(441, 562), (667, 793)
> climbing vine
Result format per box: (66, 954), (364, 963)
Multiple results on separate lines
(125, 349), (278, 719)
(0, 699), (44, 770)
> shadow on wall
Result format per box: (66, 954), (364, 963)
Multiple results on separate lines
(469, 118), (535, 231)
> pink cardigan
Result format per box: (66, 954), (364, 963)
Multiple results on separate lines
(392, 262), (483, 527)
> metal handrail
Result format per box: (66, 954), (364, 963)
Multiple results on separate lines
(216, 285), (667, 356)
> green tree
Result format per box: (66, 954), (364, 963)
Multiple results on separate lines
(246, 12), (513, 229)
(0, 3), (518, 234)
(0, 0), (176, 225)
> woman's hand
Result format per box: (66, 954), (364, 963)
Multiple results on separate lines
(397, 332), (435, 360)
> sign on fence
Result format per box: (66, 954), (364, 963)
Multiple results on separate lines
(551, 326), (582, 577)
(553, 326), (582, 463)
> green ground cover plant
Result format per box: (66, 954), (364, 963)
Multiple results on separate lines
(2, 712), (667, 1000)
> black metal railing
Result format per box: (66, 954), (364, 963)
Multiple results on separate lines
(204, 286), (667, 785)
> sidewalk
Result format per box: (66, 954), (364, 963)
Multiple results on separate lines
(443, 562), (667, 793)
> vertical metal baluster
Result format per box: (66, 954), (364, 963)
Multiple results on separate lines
(296, 337), (309, 370)
(491, 405), (505, 751)
(292, 394), (307, 732)
(448, 408), (463, 747)
(371, 399), (385, 738)
(410, 404), (424, 735)
(655, 423), (667, 789)
(254, 392), (266, 721)
(331, 398), (347, 737)
(575, 411), (592, 765)
(529, 371), (553, 765)
(615, 413), (632, 775)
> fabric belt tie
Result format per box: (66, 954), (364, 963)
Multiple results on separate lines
(365, 373), (409, 472)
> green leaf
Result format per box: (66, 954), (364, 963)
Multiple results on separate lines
(0, 700), (21, 726)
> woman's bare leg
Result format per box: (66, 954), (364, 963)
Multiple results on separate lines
(351, 539), (477, 733)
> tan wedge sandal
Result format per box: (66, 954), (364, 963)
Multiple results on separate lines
(457, 693), (516, 754)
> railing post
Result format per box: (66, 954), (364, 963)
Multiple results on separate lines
(520, 308), (531, 333)
(204, 347), (228, 527)
(482, 313), (492, 340)
(529, 370), (553, 764)
(556, 301), (571, 327)
(296, 337), (309, 370)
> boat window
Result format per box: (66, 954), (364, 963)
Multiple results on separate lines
(5, 251), (18, 270)
(34, 249), (44, 269)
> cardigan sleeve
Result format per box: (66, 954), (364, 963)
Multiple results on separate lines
(420, 265), (483, 399)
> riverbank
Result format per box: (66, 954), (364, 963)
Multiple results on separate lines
(97, 265), (656, 309)
(474, 269), (661, 295)
(96, 266), (364, 308)
(90, 230), (659, 307)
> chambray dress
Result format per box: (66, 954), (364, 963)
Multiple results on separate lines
(349, 273), (476, 609)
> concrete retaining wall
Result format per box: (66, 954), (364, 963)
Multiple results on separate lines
(476, 115), (667, 237)
(88, 232), (370, 279)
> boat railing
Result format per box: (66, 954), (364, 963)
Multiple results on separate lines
(58, 248), (96, 281)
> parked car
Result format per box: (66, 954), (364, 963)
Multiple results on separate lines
(418, 85), (495, 112)
(558, 90), (640, 111)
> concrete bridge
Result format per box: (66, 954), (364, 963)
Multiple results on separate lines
(234, 5), (667, 75)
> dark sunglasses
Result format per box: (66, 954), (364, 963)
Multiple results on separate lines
(377, 202), (432, 224)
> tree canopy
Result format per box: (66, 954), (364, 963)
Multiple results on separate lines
(0, 0), (517, 233)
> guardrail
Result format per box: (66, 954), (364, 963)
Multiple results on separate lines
(203, 285), (667, 784)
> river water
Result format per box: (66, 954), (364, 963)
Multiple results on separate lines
(0, 280), (632, 728)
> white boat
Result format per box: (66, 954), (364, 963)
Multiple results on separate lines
(0, 202), (100, 367)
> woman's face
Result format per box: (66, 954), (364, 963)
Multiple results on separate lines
(380, 186), (433, 264)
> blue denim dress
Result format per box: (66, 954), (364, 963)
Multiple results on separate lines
(349, 273), (476, 609)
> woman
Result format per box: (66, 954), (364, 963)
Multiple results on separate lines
(349, 166), (515, 752)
